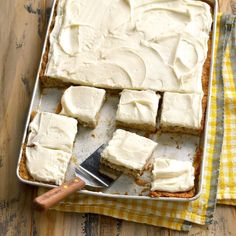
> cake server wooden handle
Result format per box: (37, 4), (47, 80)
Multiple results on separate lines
(33, 177), (85, 210)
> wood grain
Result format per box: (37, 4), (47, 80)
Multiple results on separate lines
(0, 0), (236, 235)
(0, 0), (49, 235)
(219, 0), (236, 14)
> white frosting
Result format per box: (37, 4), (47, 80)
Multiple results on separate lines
(101, 129), (157, 171)
(60, 86), (106, 127)
(116, 90), (160, 127)
(26, 146), (72, 185)
(45, 0), (212, 93)
(151, 158), (194, 192)
(27, 112), (78, 153)
(160, 92), (203, 129)
(26, 112), (78, 184)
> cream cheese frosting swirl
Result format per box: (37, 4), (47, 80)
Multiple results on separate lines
(151, 158), (195, 192)
(46, 0), (212, 93)
(26, 112), (78, 185)
(60, 86), (106, 126)
(101, 129), (157, 171)
(116, 89), (161, 126)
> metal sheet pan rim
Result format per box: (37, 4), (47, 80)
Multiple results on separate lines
(16, 0), (218, 202)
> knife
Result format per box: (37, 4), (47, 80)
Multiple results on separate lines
(33, 145), (120, 210)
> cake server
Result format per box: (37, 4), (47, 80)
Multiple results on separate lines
(33, 145), (120, 210)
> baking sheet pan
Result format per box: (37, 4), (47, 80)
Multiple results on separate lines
(16, 0), (218, 202)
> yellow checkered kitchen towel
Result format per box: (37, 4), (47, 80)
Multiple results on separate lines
(216, 14), (236, 206)
(38, 14), (236, 231)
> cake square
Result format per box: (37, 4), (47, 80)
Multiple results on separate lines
(100, 129), (157, 177)
(150, 158), (195, 194)
(27, 112), (78, 153)
(160, 92), (203, 134)
(60, 86), (106, 128)
(25, 112), (78, 184)
(116, 90), (160, 132)
(26, 145), (72, 185)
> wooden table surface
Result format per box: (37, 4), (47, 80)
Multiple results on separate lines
(1, 0), (236, 235)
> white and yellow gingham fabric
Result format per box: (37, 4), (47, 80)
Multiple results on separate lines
(39, 14), (236, 231)
(217, 15), (236, 206)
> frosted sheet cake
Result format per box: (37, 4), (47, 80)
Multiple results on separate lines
(42, 0), (212, 93)
(28, 0), (213, 198)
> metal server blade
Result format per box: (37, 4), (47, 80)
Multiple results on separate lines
(76, 145), (116, 188)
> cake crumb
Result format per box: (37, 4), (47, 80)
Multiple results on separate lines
(135, 178), (149, 186)
(176, 145), (181, 149)
(140, 188), (150, 195)
(30, 111), (37, 121)
(145, 163), (153, 171)
(144, 133), (150, 138)
(70, 155), (77, 164)
(55, 103), (62, 114)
